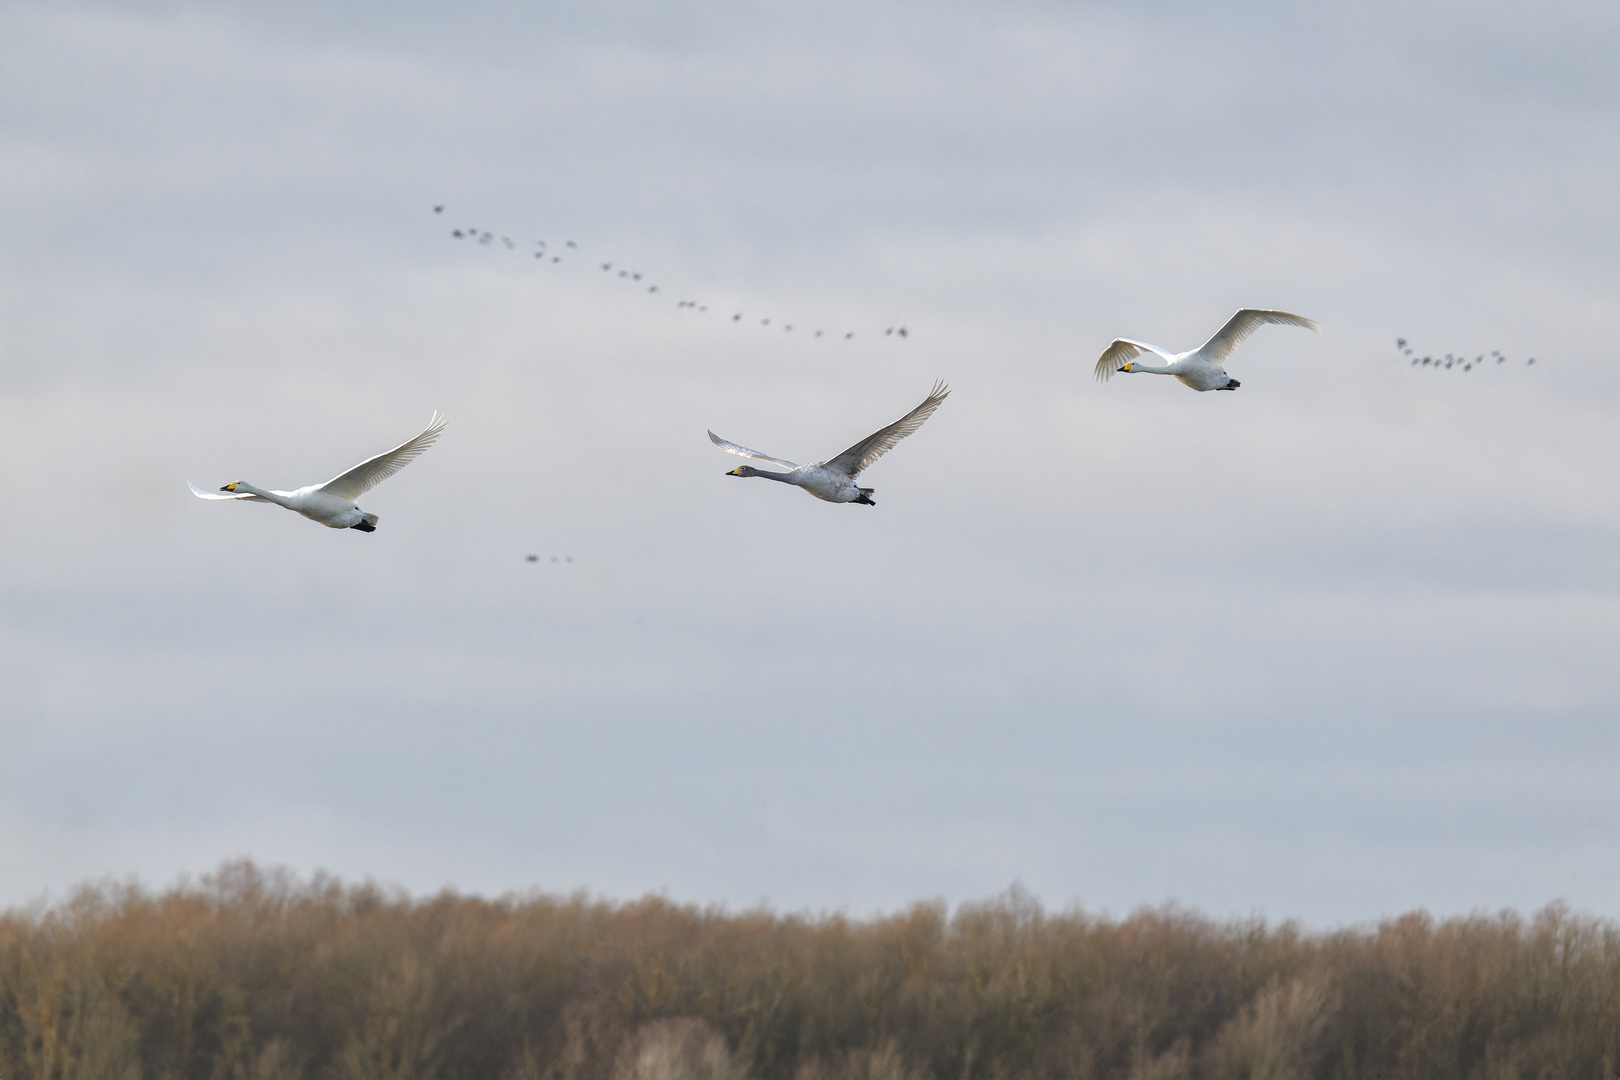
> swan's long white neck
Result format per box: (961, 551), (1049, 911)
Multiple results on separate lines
(235, 482), (292, 507)
(1127, 362), (1176, 375)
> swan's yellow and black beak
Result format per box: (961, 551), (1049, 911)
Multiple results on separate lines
(220, 482), (238, 492)
(726, 467), (745, 476)
(1121, 362), (1135, 372)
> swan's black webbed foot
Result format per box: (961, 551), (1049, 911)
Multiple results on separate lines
(855, 491), (876, 506)
(1218, 378), (1240, 390)
(351, 521), (377, 532)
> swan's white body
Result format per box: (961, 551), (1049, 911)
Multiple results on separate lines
(1093, 309), (1319, 391)
(709, 382), (949, 506)
(188, 412), (446, 532)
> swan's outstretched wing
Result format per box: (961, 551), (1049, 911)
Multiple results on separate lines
(821, 381), (950, 478)
(317, 412), (447, 500)
(188, 481), (268, 502)
(1197, 309), (1319, 362)
(1094, 338), (1174, 382)
(707, 431), (800, 470)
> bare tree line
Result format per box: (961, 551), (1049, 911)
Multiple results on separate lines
(2, 861), (1617, 1079)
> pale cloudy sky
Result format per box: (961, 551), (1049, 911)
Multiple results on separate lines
(2, 0), (1618, 924)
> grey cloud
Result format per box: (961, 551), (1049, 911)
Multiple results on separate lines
(1, 0), (1618, 925)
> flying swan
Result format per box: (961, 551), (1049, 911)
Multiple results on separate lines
(1093, 309), (1319, 391)
(708, 382), (949, 506)
(188, 412), (447, 532)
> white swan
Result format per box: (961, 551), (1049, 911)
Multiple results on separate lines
(1094, 309), (1319, 391)
(188, 412), (446, 532)
(709, 382), (949, 506)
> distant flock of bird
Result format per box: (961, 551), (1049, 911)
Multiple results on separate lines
(434, 205), (912, 344)
(184, 205), (1547, 540)
(1394, 338), (1537, 371)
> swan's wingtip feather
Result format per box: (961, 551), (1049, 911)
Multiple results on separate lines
(1255, 309), (1320, 332)
(1093, 339), (1137, 382)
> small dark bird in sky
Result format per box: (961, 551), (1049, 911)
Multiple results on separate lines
(761, 318), (770, 326)
(815, 330), (823, 337)
(452, 230), (464, 238)
(552, 256), (561, 263)
(433, 205), (444, 213)
(784, 325), (793, 332)
(1396, 338), (1406, 349)
(566, 240), (577, 248)
(885, 328), (893, 336)
(898, 327), (908, 338)
(526, 554), (538, 562)
(1528, 357), (1536, 365)
(501, 237), (514, 249)
(618, 270), (628, 278)
(649, 285), (659, 293)
(534, 252), (545, 259)
(733, 313), (742, 321)
(845, 332), (854, 339)
(632, 272), (642, 281)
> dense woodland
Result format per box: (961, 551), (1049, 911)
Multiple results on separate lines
(3, 862), (1619, 1079)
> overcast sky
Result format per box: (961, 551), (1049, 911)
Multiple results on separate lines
(2, 0), (1618, 926)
